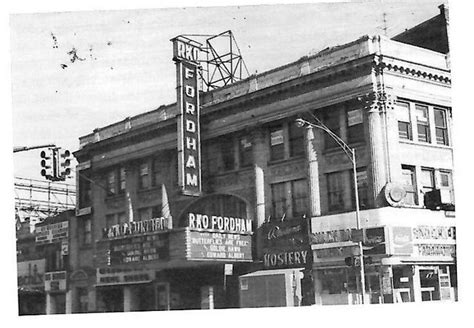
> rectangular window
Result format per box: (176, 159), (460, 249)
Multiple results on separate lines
(420, 168), (435, 194)
(152, 158), (160, 187)
(239, 136), (253, 167)
(347, 109), (364, 143)
(106, 212), (127, 230)
(205, 142), (219, 175)
(291, 179), (308, 218)
(79, 175), (91, 208)
(415, 104), (430, 143)
(152, 205), (162, 218)
(137, 208), (150, 221)
(84, 218), (92, 245)
(45, 247), (61, 272)
(401, 165), (417, 205)
(270, 126), (285, 161)
(220, 136), (235, 171)
(271, 182), (287, 219)
(119, 167), (126, 193)
(139, 163), (150, 189)
(396, 101), (412, 140)
(106, 171), (116, 195)
(327, 171), (345, 211)
(117, 212), (127, 224)
(351, 168), (369, 209)
(106, 214), (117, 228)
(434, 108), (449, 145)
(439, 170), (454, 204)
(289, 122), (305, 157)
(324, 110), (340, 148)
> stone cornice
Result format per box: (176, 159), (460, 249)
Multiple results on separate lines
(376, 55), (451, 85)
(201, 55), (376, 114)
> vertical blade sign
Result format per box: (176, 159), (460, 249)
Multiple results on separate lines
(172, 37), (201, 196)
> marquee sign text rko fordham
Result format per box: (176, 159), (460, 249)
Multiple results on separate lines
(172, 37), (202, 196)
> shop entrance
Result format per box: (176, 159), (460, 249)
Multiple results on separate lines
(156, 283), (170, 310)
(420, 268), (440, 301)
(97, 287), (124, 312)
(392, 265), (454, 303)
(419, 265), (453, 302)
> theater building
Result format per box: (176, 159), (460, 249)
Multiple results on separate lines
(72, 21), (454, 309)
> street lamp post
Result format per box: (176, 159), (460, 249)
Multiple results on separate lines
(296, 117), (366, 305)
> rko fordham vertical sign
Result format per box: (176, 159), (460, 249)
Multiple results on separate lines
(172, 36), (202, 196)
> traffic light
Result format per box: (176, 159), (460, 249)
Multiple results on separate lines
(40, 148), (55, 180)
(57, 148), (72, 180)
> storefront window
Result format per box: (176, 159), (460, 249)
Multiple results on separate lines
(97, 287), (124, 312)
(320, 268), (357, 295)
(76, 287), (89, 313)
(420, 269), (440, 301)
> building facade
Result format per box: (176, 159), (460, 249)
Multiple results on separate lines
(16, 210), (75, 315)
(70, 29), (454, 311)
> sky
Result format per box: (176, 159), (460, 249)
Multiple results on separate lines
(9, 0), (445, 183)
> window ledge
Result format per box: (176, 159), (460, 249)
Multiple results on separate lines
(393, 203), (424, 210)
(399, 139), (452, 149)
(137, 186), (160, 194)
(322, 141), (365, 156)
(105, 193), (125, 202)
(208, 166), (254, 178)
(268, 156), (305, 167)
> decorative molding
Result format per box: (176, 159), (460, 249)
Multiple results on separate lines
(375, 59), (451, 85)
(356, 90), (394, 113)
